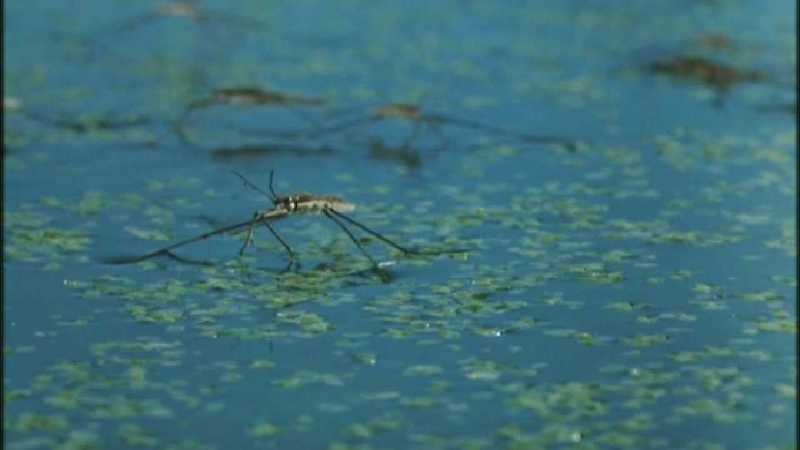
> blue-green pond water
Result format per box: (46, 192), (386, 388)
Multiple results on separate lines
(4, 1), (796, 449)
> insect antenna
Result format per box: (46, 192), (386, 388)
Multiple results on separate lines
(232, 170), (275, 201)
(268, 169), (279, 201)
(263, 222), (296, 263)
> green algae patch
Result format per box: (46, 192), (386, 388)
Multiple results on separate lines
(543, 328), (614, 346)
(275, 310), (334, 334)
(250, 359), (276, 369)
(54, 429), (103, 450)
(403, 365), (444, 376)
(689, 366), (754, 392)
(272, 371), (348, 389)
(746, 315), (797, 334)
(89, 396), (175, 420)
(460, 358), (509, 381)
(74, 191), (109, 216)
(117, 424), (159, 447)
(123, 226), (173, 241)
(623, 334), (672, 348)
(7, 413), (70, 432)
(345, 414), (405, 440)
(5, 389), (33, 402)
(770, 275), (797, 287)
(736, 290), (784, 303)
(566, 262), (625, 284)
(507, 382), (609, 420)
(4, 211), (90, 264)
(674, 397), (752, 424)
(773, 384), (796, 399)
(249, 421), (281, 437)
(399, 396), (440, 408)
(126, 305), (184, 323)
(361, 391), (401, 401)
(764, 220), (796, 257)
(605, 301), (649, 312)
(349, 352), (378, 366)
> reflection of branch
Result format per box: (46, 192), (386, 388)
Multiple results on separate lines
(647, 56), (766, 91)
(429, 115), (577, 151)
(209, 143), (337, 162)
(20, 110), (151, 134)
(755, 102), (797, 116)
(365, 138), (423, 171)
(91, 1), (269, 37)
(175, 87), (328, 145)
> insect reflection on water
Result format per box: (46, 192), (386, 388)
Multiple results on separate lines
(174, 87), (328, 146)
(312, 102), (579, 153)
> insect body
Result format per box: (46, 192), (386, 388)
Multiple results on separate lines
(275, 193), (355, 214)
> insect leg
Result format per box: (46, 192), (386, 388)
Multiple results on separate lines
(239, 213), (258, 255)
(102, 216), (259, 265)
(323, 209), (378, 267)
(262, 222), (296, 263)
(326, 209), (417, 256)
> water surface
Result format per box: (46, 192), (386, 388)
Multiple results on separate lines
(4, 1), (796, 449)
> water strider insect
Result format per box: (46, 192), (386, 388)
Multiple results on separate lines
(104, 171), (462, 269)
(174, 87), (327, 146)
(309, 102), (578, 152)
